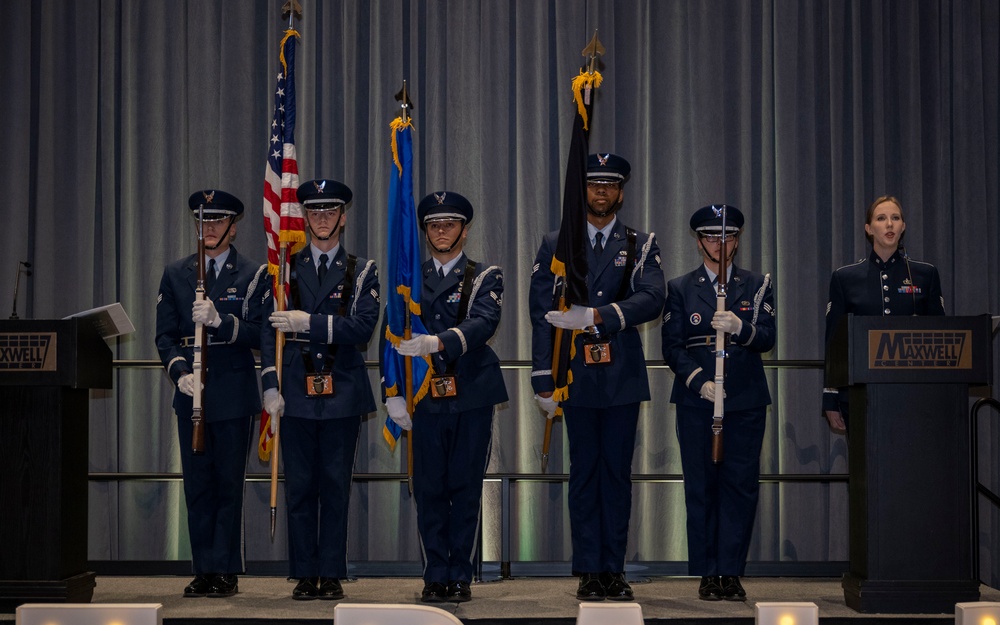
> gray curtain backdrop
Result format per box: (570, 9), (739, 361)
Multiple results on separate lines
(2, 0), (998, 582)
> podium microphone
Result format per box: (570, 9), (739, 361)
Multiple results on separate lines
(9, 260), (32, 320)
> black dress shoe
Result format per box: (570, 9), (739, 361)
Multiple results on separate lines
(446, 580), (472, 602)
(576, 573), (606, 601)
(183, 574), (213, 597)
(292, 577), (319, 600)
(208, 574), (238, 598)
(601, 572), (634, 601)
(421, 582), (449, 603)
(698, 576), (723, 601)
(720, 576), (747, 601)
(318, 577), (344, 600)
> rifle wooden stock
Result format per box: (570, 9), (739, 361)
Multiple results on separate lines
(711, 220), (729, 465)
(191, 211), (208, 455)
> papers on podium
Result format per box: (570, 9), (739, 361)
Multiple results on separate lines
(64, 302), (135, 339)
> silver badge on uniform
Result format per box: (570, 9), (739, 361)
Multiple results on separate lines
(690, 313), (702, 325)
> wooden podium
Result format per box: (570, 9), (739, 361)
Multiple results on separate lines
(826, 314), (993, 613)
(0, 319), (112, 610)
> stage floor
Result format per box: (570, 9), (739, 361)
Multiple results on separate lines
(4, 576), (999, 624)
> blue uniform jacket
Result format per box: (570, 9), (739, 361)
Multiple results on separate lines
(382, 256), (508, 413)
(529, 221), (665, 407)
(822, 249), (944, 410)
(661, 264), (776, 410)
(155, 246), (269, 422)
(260, 246), (380, 419)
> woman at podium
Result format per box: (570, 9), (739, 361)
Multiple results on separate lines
(822, 195), (945, 432)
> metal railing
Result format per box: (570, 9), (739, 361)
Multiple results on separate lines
(971, 397), (1000, 584)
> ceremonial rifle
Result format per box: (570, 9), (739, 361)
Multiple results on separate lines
(191, 204), (208, 455)
(711, 207), (729, 464)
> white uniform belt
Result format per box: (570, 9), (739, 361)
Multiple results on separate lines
(180, 336), (228, 347)
(685, 335), (732, 349)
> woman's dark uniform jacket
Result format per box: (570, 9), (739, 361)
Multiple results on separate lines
(156, 246), (269, 421)
(529, 222), (666, 405)
(662, 265), (776, 409)
(822, 250), (945, 412)
(397, 257), (508, 413)
(379, 255), (506, 587)
(259, 246), (380, 418)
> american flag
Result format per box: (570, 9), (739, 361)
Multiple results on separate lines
(259, 28), (306, 462)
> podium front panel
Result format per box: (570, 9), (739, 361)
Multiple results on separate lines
(826, 315), (992, 387)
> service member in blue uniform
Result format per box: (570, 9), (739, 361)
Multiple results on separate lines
(260, 179), (380, 601)
(529, 154), (665, 602)
(822, 195), (945, 432)
(382, 191), (507, 604)
(155, 189), (269, 598)
(661, 205), (775, 601)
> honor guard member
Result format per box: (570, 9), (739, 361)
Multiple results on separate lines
(260, 179), (381, 600)
(155, 189), (269, 598)
(660, 205), (775, 601)
(822, 195), (944, 432)
(382, 191), (507, 603)
(529, 154), (665, 602)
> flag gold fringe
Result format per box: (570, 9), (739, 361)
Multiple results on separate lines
(571, 70), (603, 131)
(551, 329), (578, 405)
(390, 116), (415, 174)
(383, 424), (400, 450)
(395, 285), (422, 317)
(279, 29), (301, 75)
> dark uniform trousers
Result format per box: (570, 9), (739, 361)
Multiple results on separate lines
(155, 246), (269, 575)
(529, 222), (666, 575)
(176, 417), (254, 575)
(260, 246), (381, 580)
(661, 264), (776, 577)
(823, 250), (945, 428)
(564, 403), (640, 574)
(394, 256), (507, 585)
(413, 405), (494, 584)
(675, 405), (766, 576)
(281, 415), (361, 578)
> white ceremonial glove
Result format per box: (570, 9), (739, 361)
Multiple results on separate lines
(269, 310), (311, 334)
(386, 396), (413, 431)
(544, 304), (595, 330)
(711, 310), (743, 335)
(534, 394), (559, 420)
(263, 388), (285, 420)
(177, 373), (200, 397)
(699, 381), (727, 402)
(192, 299), (221, 328)
(398, 333), (441, 357)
